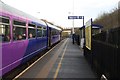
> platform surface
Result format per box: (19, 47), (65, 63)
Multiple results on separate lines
(19, 38), (97, 79)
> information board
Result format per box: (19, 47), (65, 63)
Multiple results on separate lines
(85, 19), (92, 50)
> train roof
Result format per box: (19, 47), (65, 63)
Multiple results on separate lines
(46, 22), (62, 31)
(0, 1), (46, 26)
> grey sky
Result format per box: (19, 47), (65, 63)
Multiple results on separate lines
(1, 0), (119, 28)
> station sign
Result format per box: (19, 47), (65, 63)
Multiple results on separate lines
(68, 16), (83, 19)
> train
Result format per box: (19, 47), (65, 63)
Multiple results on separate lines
(0, 1), (62, 77)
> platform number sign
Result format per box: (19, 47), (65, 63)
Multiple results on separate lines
(68, 16), (83, 19)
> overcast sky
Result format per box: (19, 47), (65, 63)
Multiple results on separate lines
(1, 0), (119, 28)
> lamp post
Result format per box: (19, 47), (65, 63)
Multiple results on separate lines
(72, 0), (75, 34)
(82, 16), (85, 38)
(70, 12), (74, 34)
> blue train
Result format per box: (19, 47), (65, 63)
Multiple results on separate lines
(0, 1), (62, 77)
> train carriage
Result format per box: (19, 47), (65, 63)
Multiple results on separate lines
(45, 22), (61, 47)
(0, 1), (62, 77)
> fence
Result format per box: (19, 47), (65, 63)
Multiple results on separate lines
(84, 27), (120, 79)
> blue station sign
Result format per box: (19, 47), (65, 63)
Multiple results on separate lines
(68, 16), (83, 19)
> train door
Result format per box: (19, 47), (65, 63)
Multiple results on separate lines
(48, 27), (51, 48)
(60, 31), (62, 40)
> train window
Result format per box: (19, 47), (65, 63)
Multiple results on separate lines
(28, 23), (36, 27)
(51, 29), (54, 35)
(37, 26), (42, 37)
(43, 27), (47, 37)
(13, 20), (26, 40)
(52, 29), (57, 36)
(0, 16), (10, 42)
(13, 20), (26, 26)
(56, 30), (59, 35)
(0, 25), (10, 42)
(28, 23), (36, 38)
(0, 16), (9, 24)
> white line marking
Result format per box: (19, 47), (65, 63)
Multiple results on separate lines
(54, 39), (68, 79)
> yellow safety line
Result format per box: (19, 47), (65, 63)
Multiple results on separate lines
(13, 40), (64, 80)
(54, 39), (68, 80)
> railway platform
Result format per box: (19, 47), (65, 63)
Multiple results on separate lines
(15, 38), (98, 79)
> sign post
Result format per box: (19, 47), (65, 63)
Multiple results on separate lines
(68, 16), (84, 33)
(68, 16), (84, 44)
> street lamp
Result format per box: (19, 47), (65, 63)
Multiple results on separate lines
(68, 12), (75, 34)
(68, 0), (75, 34)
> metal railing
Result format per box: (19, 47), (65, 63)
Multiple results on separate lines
(84, 27), (120, 79)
